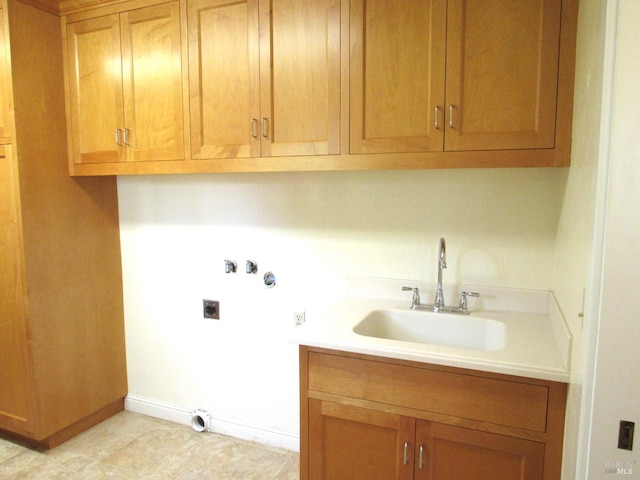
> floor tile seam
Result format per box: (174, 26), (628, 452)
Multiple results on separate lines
(0, 449), (28, 467)
(272, 456), (294, 480)
(24, 447), (140, 478)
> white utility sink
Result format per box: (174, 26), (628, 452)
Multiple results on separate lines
(353, 309), (506, 351)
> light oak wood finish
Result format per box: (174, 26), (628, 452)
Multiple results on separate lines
(188, 0), (257, 159)
(0, 144), (33, 433)
(445, 0), (561, 151)
(351, 0), (563, 155)
(121, 1), (184, 162)
(419, 422), (545, 480)
(60, 0), (578, 174)
(0, 6), (11, 141)
(0, 0), (126, 447)
(188, 0), (340, 160)
(261, 0), (341, 157)
(66, 14), (123, 164)
(349, 0), (446, 154)
(307, 351), (549, 432)
(308, 404), (545, 480)
(65, 0), (184, 167)
(309, 400), (415, 480)
(300, 347), (567, 480)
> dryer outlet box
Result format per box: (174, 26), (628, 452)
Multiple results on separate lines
(203, 300), (220, 319)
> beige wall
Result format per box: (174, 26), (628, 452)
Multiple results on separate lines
(582, 0), (640, 475)
(551, 0), (605, 476)
(118, 167), (565, 447)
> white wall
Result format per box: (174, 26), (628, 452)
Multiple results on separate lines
(551, 0), (605, 476)
(582, 0), (640, 475)
(118, 167), (565, 448)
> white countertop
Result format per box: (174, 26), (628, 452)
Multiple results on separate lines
(291, 278), (571, 383)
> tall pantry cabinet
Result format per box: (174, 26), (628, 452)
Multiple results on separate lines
(0, 0), (127, 447)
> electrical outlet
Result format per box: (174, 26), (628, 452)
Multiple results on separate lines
(294, 311), (306, 327)
(203, 300), (220, 319)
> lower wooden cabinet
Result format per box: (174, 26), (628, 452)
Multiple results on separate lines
(309, 400), (544, 480)
(300, 347), (567, 480)
(309, 401), (415, 480)
(422, 422), (544, 480)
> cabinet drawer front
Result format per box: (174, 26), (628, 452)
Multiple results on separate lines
(308, 352), (548, 432)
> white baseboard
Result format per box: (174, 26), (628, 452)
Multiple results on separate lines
(124, 395), (300, 452)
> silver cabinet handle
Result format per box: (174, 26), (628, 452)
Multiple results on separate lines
(403, 441), (410, 466)
(449, 105), (454, 128)
(123, 127), (131, 146)
(250, 118), (258, 138)
(260, 117), (269, 138)
(419, 444), (425, 469)
(115, 128), (122, 146)
(434, 106), (440, 129)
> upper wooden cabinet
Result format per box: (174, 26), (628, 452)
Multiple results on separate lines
(350, 0), (563, 154)
(349, 0), (447, 154)
(65, 1), (185, 165)
(61, 0), (578, 174)
(188, 0), (340, 160)
(444, 0), (561, 151)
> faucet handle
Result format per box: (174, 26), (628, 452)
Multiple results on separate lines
(402, 287), (421, 309)
(224, 260), (237, 274)
(459, 291), (480, 312)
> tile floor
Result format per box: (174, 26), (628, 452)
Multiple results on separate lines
(0, 411), (299, 479)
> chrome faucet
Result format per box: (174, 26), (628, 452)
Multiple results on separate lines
(433, 237), (446, 311)
(402, 237), (480, 314)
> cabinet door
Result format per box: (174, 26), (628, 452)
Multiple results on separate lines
(121, 2), (185, 162)
(188, 0), (259, 159)
(67, 15), (124, 164)
(349, 0), (446, 154)
(445, 0), (561, 151)
(259, 0), (341, 157)
(0, 145), (32, 432)
(0, 7), (11, 141)
(308, 400), (415, 480)
(416, 422), (544, 480)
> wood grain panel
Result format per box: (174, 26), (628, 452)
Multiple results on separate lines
(262, 0), (341, 157)
(66, 14), (123, 164)
(349, 0), (446, 153)
(445, 0), (561, 151)
(8, 0), (126, 441)
(121, 1), (184, 162)
(0, 144), (31, 430)
(0, 6), (11, 141)
(188, 0), (258, 159)
(308, 351), (549, 432)
(419, 422), (545, 480)
(309, 399), (415, 480)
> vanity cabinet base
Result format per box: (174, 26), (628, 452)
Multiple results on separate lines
(299, 347), (567, 480)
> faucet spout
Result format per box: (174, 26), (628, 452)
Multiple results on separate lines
(434, 237), (446, 311)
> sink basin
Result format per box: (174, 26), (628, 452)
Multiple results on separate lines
(353, 309), (506, 351)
